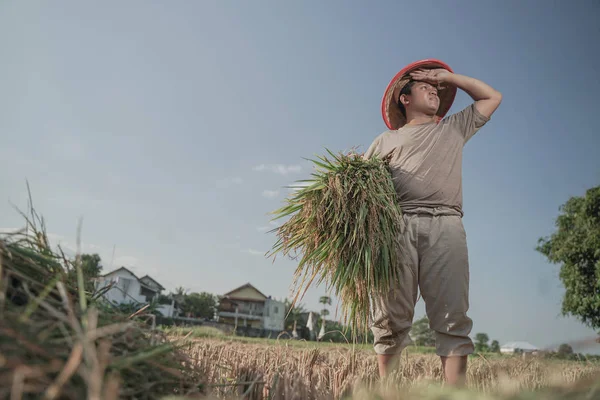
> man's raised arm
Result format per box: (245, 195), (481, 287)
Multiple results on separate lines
(410, 69), (502, 118)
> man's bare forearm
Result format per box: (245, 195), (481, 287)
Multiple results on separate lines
(443, 73), (501, 101)
(443, 73), (502, 118)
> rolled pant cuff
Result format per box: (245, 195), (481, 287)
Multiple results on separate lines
(374, 343), (408, 355)
(435, 342), (474, 357)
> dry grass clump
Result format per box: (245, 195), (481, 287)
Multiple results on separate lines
(267, 151), (404, 335)
(168, 337), (600, 400)
(0, 200), (204, 399)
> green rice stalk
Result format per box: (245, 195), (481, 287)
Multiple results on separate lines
(267, 149), (404, 338)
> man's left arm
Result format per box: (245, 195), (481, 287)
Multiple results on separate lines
(442, 73), (502, 119)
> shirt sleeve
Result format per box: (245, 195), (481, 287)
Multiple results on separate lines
(363, 135), (383, 160)
(443, 103), (491, 143)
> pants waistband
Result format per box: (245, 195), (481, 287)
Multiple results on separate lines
(401, 206), (463, 217)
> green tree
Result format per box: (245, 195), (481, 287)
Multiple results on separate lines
(319, 296), (332, 310)
(173, 286), (187, 299)
(410, 316), (435, 347)
(171, 286), (188, 310)
(317, 296), (332, 341)
(283, 298), (307, 332)
(490, 340), (500, 353)
(157, 293), (172, 305)
(318, 320), (347, 343)
(69, 253), (103, 292)
(80, 253), (103, 277)
(183, 292), (217, 319)
(557, 343), (574, 358)
(474, 333), (490, 353)
(537, 186), (600, 329)
(319, 296), (331, 321)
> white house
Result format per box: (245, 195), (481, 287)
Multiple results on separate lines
(500, 341), (539, 354)
(139, 275), (165, 300)
(217, 283), (285, 332)
(94, 267), (174, 315)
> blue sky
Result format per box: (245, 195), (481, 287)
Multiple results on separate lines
(1, 1), (599, 352)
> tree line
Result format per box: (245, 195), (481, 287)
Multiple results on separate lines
(75, 253), (594, 358)
(157, 287), (218, 319)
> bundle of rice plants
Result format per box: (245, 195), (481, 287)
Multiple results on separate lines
(267, 150), (404, 337)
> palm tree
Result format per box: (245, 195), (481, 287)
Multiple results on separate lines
(318, 296), (332, 341)
(174, 286), (187, 297)
(172, 286), (188, 315)
(283, 298), (307, 331)
(319, 296), (331, 319)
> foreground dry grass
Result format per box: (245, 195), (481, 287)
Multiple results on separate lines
(172, 337), (600, 400)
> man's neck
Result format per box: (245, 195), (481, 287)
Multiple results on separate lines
(405, 114), (436, 126)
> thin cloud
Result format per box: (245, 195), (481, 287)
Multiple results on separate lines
(262, 189), (280, 198)
(0, 227), (25, 234)
(257, 221), (279, 232)
(246, 248), (265, 256)
(287, 181), (311, 193)
(86, 243), (103, 251)
(253, 164), (302, 175)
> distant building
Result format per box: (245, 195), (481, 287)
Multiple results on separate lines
(94, 267), (175, 317)
(217, 283), (285, 332)
(500, 341), (539, 354)
(139, 275), (165, 300)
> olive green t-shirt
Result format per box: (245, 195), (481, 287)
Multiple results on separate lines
(363, 104), (490, 216)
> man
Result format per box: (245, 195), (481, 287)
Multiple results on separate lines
(363, 60), (501, 385)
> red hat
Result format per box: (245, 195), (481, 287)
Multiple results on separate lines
(381, 59), (457, 130)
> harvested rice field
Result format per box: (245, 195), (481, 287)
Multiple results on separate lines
(166, 334), (600, 400)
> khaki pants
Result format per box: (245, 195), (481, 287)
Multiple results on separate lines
(370, 207), (474, 357)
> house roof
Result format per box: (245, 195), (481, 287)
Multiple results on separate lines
(99, 267), (164, 292)
(100, 266), (139, 280)
(220, 297), (266, 304)
(222, 283), (268, 300)
(501, 341), (538, 351)
(140, 275), (165, 290)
